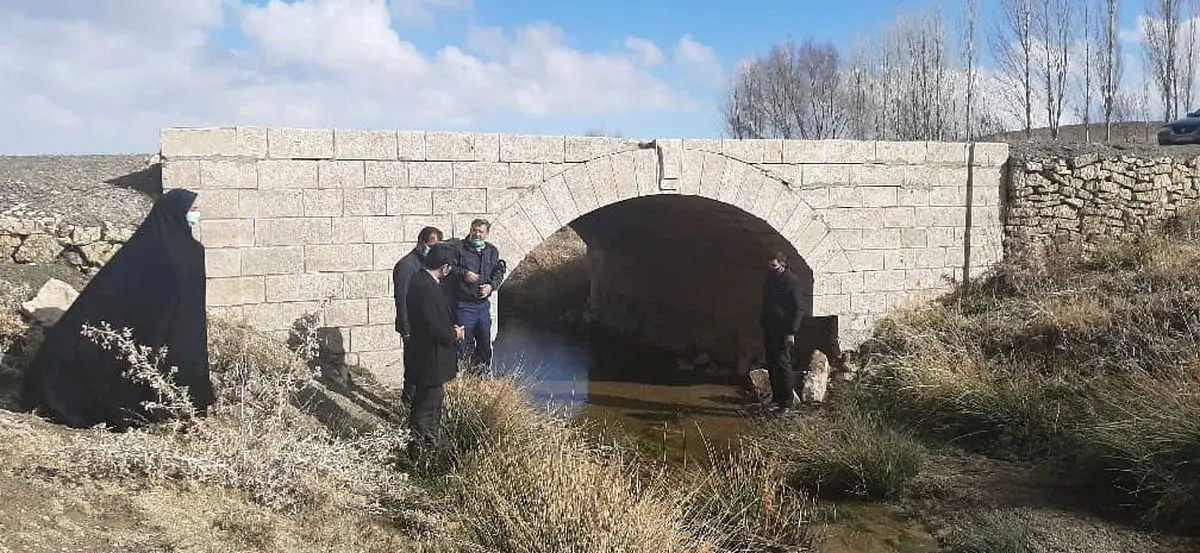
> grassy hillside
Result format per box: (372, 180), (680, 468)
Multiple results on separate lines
(847, 208), (1200, 535)
(980, 121), (1164, 145)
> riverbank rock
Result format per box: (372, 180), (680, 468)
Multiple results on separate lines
(800, 350), (831, 404)
(747, 367), (771, 404)
(20, 278), (79, 326)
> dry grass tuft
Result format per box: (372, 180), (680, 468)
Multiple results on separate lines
(0, 281), (37, 376)
(51, 314), (427, 524)
(940, 512), (1033, 553)
(0, 297), (443, 550)
(679, 442), (821, 551)
(852, 209), (1200, 532)
(0, 280), (29, 338)
(755, 408), (927, 501)
(453, 425), (710, 553)
(427, 375), (727, 552)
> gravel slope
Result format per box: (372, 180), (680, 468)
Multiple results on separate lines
(0, 155), (158, 228)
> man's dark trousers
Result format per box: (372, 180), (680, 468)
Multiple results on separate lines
(456, 300), (492, 372)
(407, 383), (445, 455)
(763, 328), (796, 409)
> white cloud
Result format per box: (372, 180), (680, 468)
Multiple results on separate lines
(239, 0), (428, 76)
(625, 36), (665, 67)
(673, 34), (723, 85)
(0, 0), (719, 154)
(675, 34), (719, 69)
(390, 0), (472, 27)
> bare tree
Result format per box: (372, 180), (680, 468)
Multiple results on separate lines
(1182, 0), (1200, 114)
(1035, 0), (1073, 139)
(1144, 0), (1189, 121)
(882, 9), (958, 141)
(720, 39), (848, 139)
(1073, 0), (1097, 141)
(799, 41), (847, 138)
(1101, 0), (1122, 140)
(722, 64), (765, 139)
(991, 0), (1036, 137)
(844, 35), (876, 139)
(963, 0), (980, 141)
(1140, 68), (1157, 140)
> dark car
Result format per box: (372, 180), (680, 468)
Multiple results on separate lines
(1158, 110), (1200, 145)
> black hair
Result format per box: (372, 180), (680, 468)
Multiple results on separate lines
(417, 226), (443, 244)
(423, 243), (455, 269)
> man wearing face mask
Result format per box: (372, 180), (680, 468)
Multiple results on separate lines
(759, 251), (809, 415)
(403, 243), (465, 458)
(393, 226), (443, 400)
(446, 219), (506, 375)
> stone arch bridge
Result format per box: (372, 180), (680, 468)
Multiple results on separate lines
(160, 127), (1006, 377)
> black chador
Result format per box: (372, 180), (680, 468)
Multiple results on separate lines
(20, 189), (215, 429)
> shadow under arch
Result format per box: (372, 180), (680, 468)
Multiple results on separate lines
(492, 143), (833, 366)
(570, 194), (815, 364)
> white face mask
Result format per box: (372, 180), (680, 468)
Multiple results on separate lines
(186, 211), (201, 228)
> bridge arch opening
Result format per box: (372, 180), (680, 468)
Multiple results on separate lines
(499, 193), (815, 369)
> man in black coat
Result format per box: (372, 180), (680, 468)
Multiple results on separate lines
(392, 226), (443, 404)
(759, 251), (812, 414)
(445, 218), (506, 374)
(404, 243), (464, 455)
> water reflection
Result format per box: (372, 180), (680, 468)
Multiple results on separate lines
(492, 317), (752, 463)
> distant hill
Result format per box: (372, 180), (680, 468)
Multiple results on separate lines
(980, 121), (1164, 145)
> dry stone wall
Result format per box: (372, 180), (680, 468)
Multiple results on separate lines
(0, 216), (133, 273)
(1005, 144), (1200, 252)
(160, 126), (1007, 378)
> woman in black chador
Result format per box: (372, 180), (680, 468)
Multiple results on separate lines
(20, 188), (215, 429)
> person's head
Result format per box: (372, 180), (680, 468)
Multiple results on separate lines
(423, 243), (455, 278)
(467, 219), (490, 246)
(186, 196), (201, 228)
(767, 251), (788, 274)
(417, 226), (443, 253)
(157, 188), (200, 231)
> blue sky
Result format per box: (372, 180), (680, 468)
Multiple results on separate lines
(0, 0), (1156, 154)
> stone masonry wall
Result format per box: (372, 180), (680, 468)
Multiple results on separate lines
(160, 127), (1008, 377)
(0, 216), (133, 274)
(1005, 144), (1200, 252)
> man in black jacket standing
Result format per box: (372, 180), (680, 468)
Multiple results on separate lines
(393, 226), (443, 402)
(404, 243), (464, 456)
(446, 219), (506, 375)
(760, 251), (811, 415)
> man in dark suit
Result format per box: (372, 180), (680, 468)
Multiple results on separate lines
(759, 251), (812, 415)
(393, 225), (443, 405)
(404, 243), (464, 456)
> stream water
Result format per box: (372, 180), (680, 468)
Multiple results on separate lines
(490, 317), (941, 553)
(492, 317), (754, 464)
